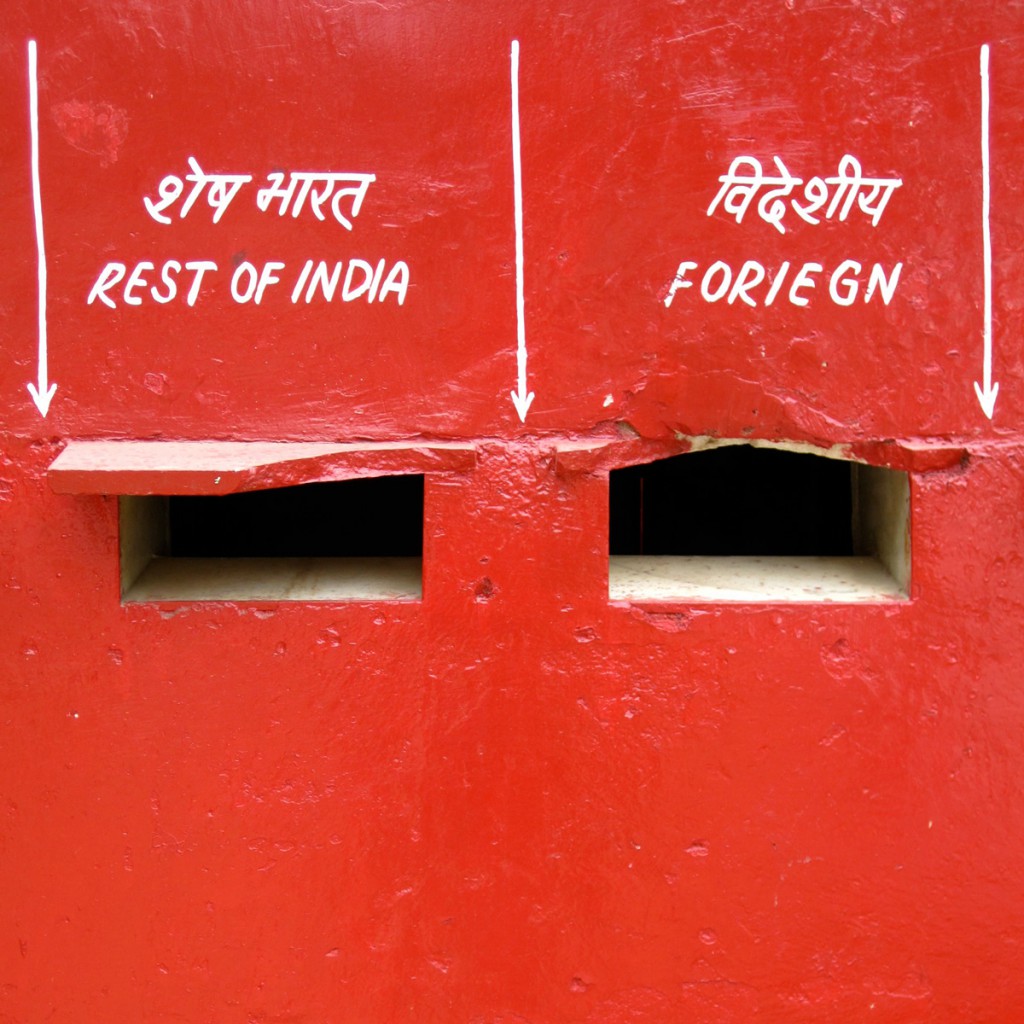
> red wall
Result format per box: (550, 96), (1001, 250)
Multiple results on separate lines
(3, 2), (1024, 1020)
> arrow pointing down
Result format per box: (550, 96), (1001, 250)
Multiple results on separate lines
(509, 39), (534, 422)
(26, 39), (56, 418)
(974, 43), (998, 420)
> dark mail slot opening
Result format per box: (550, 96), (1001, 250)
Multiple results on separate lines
(121, 475), (424, 603)
(168, 476), (423, 557)
(608, 445), (909, 602)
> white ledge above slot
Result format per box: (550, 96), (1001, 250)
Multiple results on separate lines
(49, 440), (477, 495)
(555, 435), (967, 475)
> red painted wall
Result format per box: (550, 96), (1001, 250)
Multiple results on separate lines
(3, 2), (1024, 1020)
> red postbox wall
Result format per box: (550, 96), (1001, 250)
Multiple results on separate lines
(2, 2), (1024, 1022)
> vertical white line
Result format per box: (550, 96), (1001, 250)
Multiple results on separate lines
(29, 42), (47, 374)
(511, 41), (526, 389)
(28, 39), (50, 406)
(509, 39), (533, 420)
(974, 43), (998, 417)
(980, 43), (992, 391)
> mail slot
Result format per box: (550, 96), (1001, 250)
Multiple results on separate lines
(120, 474), (425, 602)
(607, 442), (910, 601)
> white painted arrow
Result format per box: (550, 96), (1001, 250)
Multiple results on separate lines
(26, 40), (56, 418)
(974, 43), (998, 420)
(509, 39), (534, 422)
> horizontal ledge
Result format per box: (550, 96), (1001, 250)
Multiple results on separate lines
(610, 555), (907, 603)
(50, 440), (476, 495)
(556, 437), (967, 475)
(125, 557), (422, 603)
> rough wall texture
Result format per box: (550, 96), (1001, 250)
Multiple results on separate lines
(2, 2), (1024, 1021)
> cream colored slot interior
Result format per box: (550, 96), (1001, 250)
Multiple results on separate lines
(120, 496), (169, 597)
(852, 462), (910, 593)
